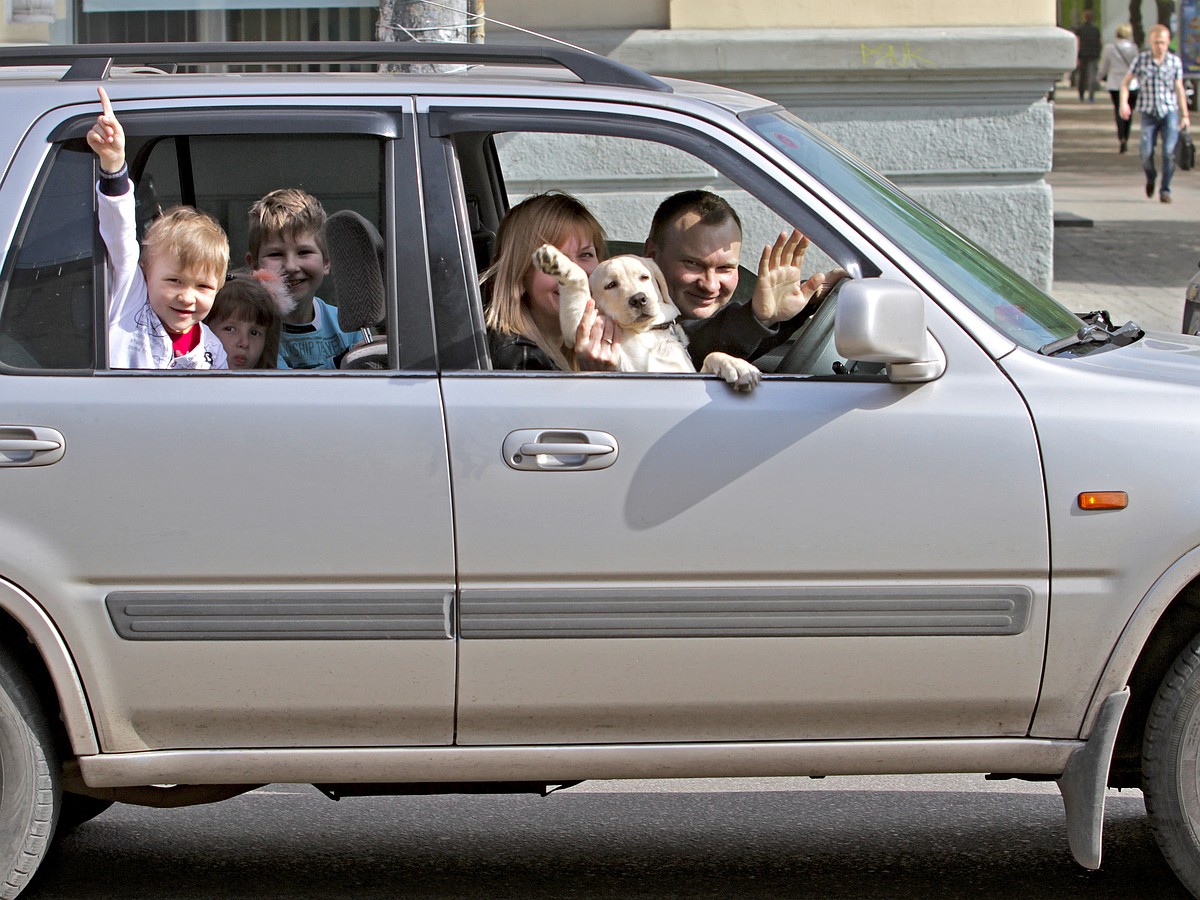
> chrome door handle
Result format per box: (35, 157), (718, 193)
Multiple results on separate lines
(0, 427), (65, 467)
(517, 442), (614, 457)
(503, 430), (619, 471)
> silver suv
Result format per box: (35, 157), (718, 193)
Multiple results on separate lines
(0, 40), (1197, 897)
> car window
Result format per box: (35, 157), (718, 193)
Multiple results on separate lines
(0, 145), (97, 371)
(442, 125), (845, 375)
(0, 123), (412, 372)
(136, 133), (386, 311)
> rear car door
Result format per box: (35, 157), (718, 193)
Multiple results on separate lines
(0, 94), (456, 751)
(422, 99), (1051, 745)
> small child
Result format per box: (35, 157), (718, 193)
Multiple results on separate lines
(208, 270), (295, 370)
(88, 87), (229, 369)
(245, 188), (360, 369)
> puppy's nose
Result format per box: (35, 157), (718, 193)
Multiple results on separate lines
(628, 293), (647, 310)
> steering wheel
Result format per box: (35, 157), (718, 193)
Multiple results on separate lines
(776, 279), (849, 375)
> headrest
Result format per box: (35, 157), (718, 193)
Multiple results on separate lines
(325, 209), (386, 332)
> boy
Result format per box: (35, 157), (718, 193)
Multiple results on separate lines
(88, 88), (228, 369)
(245, 189), (360, 369)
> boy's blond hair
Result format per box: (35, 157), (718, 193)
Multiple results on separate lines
(141, 206), (228, 282)
(247, 188), (328, 260)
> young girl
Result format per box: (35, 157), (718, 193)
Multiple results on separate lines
(207, 269), (294, 369)
(482, 192), (621, 371)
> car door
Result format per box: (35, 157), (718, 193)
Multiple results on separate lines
(424, 101), (1051, 747)
(0, 96), (456, 751)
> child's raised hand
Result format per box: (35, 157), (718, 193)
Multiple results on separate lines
(86, 87), (126, 174)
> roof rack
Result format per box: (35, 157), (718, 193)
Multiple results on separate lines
(0, 41), (671, 93)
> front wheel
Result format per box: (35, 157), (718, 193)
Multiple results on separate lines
(1143, 633), (1200, 896)
(0, 646), (59, 899)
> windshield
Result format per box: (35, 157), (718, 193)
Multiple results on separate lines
(743, 108), (1089, 352)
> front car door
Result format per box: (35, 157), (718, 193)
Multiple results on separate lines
(421, 99), (1051, 746)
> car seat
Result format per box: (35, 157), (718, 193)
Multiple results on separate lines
(325, 209), (389, 369)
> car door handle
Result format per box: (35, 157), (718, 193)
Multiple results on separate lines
(0, 427), (65, 467)
(503, 429), (619, 471)
(518, 442), (614, 457)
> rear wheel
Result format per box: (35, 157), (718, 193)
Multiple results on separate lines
(0, 647), (59, 899)
(1144, 633), (1200, 895)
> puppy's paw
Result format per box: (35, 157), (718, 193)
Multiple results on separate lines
(702, 352), (762, 392)
(532, 244), (570, 281)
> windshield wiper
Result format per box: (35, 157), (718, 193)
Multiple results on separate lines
(1039, 311), (1143, 356)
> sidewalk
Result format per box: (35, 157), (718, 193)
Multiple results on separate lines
(1049, 86), (1200, 333)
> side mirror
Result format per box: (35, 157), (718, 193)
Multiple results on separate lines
(834, 278), (946, 383)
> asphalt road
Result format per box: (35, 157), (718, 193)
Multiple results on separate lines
(23, 776), (1191, 898)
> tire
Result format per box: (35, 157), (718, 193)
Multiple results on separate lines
(1144, 633), (1200, 896)
(54, 794), (112, 839)
(0, 647), (59, 899)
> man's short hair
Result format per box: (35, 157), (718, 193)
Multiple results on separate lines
(142, 206), (228, 281)
(247, 188), (328, 260)
(1149, 23), (1171, 39)
(647, 190), (742, 248)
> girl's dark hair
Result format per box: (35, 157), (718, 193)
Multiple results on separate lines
(208, 273), (285, 369)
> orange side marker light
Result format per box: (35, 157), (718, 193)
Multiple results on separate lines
(1078, 491), (1128, 510)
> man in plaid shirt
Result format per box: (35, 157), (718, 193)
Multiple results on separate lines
(1120, 23), (1191, 203)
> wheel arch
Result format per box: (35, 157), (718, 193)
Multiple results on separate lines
(1086, 545), (1200, 787)
(0, 578), (98, 758)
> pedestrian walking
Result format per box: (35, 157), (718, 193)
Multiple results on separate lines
(1120, 23), (1191, 203)
(1098, 22), (1139, 152)
(1075, 8), (1102, 102)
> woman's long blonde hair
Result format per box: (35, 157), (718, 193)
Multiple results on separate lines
(482, 192), (607, 371)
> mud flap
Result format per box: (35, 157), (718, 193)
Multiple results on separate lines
(1056, 688), (1131, 869)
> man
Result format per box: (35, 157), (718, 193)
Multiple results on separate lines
(1074, 8), (1102, 103)
(642, 190), (837, 364)
(1120, 23), (1191, 203)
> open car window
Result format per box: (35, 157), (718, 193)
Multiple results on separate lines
(437, 120), (849, 377)
(0, 110), (433, 373)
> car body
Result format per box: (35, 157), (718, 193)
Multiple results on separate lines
(0, 39), (1198, 897)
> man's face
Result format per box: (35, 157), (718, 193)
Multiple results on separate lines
(1150, 30), (1170, 59)
(646, 211), (741, 320)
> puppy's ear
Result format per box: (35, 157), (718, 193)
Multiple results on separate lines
(641, 257), (680, 321)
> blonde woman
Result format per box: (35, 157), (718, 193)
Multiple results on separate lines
(482, 192), (622, 371)
(1099, 23), (1140, 152)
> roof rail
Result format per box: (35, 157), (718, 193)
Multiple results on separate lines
(0, 41), (672, 93)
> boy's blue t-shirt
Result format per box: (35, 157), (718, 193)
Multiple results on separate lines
(278, 297), (360, 369)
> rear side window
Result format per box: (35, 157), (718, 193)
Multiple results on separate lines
(0, 146), (96, 371)
(0, 126), (400, 372)
(136, 133), (386, 310)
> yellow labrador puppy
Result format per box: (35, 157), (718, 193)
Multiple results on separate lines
(532, 244), (761, 391)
